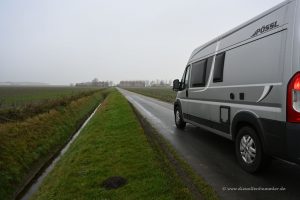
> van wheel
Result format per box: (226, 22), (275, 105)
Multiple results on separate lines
(235, 126), (270, 173)
(174, 106), (186, 129)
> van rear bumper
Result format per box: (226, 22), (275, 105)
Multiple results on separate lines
(261, 119), (300, 164)
(285, 123), (300, 164)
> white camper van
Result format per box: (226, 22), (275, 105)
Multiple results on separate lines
(173, 0), (300, 172)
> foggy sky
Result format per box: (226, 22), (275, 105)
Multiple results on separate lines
(0, 0), (284, 85)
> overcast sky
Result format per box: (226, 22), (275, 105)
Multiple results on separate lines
(0, 0), (284, 85)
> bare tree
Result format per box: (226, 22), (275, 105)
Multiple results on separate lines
(92, 78), (99, 86)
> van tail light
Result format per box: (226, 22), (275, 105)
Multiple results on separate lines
(287, 72), (300, 122)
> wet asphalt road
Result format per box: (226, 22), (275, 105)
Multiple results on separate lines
(118, 88), (300, 200)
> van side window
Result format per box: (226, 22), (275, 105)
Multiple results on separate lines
(213, 52), (226, 82)
(205, 56), (214, 83)
(191, 60), (207, 87)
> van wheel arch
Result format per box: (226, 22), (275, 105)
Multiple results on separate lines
(232, 112), (272, 172)
(231, 112), (265, 147)
(174, 100), (182, 114)
(174, 100), (186, 129)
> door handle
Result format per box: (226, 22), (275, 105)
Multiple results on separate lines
(186, 89), (189, 98)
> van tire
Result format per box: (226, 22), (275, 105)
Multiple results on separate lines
(174, 106), (186, 129)
(235, 126), (270, 173)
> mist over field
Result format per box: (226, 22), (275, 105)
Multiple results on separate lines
(0, 0), (283, 85)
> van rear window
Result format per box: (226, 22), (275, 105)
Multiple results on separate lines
(213, 52), (226, 82)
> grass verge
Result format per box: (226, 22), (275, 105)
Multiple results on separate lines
(0, 89), (110, 200)
(31, 90), (197, 200)
(122, 87), (219, 199)
(132, 105), (219, 200)
(125, 87), (176, 103)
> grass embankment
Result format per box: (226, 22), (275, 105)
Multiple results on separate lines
(32, 90), (197, 200)
(125, 87), (176, 103)
(0, 89), (110, 200)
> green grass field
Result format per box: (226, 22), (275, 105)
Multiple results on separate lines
(0, 87), (218, 199)
(0, 89), (110, 200)
(0, 86), (98, 109)
(125, 87), (176, 103)
(0, 86), (104, 123)
(31, 90), (197, 200)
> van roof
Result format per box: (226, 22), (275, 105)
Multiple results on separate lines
(190, 0), (294, 59)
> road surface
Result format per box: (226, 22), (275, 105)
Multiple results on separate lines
(118, 88), (300, 200)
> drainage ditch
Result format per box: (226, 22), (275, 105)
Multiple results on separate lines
(17, 103), (102, 200)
